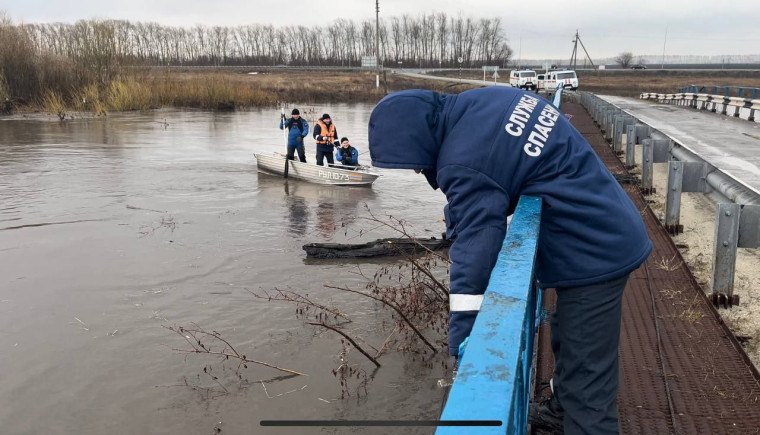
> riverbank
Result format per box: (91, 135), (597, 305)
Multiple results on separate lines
(10, 67), (759, 118)
(8, 68), (480, 118)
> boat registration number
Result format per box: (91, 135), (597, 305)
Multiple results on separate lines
(318, 170), (350, 181)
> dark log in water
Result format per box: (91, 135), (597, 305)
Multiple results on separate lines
(303, 237), (451, 259)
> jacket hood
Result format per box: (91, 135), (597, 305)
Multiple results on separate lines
(368, 90), (449, 187)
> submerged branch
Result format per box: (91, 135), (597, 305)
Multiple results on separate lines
(165, 325), (307, 376)
(323, 284), (438, 353)
(308, 322), (381, 368)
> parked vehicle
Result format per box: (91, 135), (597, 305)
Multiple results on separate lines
(537, 73), (547, 91)
(509, 69), (537, 90)
(545, 69), (579, 91)
(631, 64), (647, 70)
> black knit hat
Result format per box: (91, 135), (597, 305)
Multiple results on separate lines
(291, 108), (300, 115)
(322, 113), (330, 119)
(340, 137), (349, 143)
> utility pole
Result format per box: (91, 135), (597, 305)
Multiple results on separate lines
(661, 26), (668, 70)
(569, 31), (578, 70)
(376, 0), (380, 88)
(569, 30), (594, 70)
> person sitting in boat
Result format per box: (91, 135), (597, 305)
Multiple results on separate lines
(335, 137), (359, 166)
(280, 108), (309, 163)
(313, 113), (340, 166)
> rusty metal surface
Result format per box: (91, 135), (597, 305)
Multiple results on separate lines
(533, 102), (760, 435)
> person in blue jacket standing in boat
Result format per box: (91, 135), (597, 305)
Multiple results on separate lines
(335, 137), (359, 166)
(280, 108), (309, 163)
(368, 87), (652, 435)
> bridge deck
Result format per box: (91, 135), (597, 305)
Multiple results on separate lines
(598, 95), (760, 196)
(533, 102), (760, 434)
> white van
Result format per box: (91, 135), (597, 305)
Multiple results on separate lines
(545, 70), (578, 91)
(536, 73), (547, 91)
(509, 69), (537, 90)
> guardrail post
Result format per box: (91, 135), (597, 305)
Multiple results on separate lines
(625, 124), (636, 163)
(641, 138), (671, 194)
(711, 204), (740, 305)
(615, 116), (634, 153)
(710, 204), (760, 308)
(636, 124), (651, 144)
(642, 139), (654, 194)
(605, 110), (618, 141)
(665, 161), (684, 234)
(613, 116), (624, 150)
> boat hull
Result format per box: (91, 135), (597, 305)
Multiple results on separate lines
(254, 153), (379, 186)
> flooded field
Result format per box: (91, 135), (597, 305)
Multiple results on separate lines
(0, 105), (450, 434)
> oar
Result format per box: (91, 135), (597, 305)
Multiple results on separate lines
(282, 108), (289, 178)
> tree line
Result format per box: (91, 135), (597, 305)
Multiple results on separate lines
(15, 13), (512, 68)
(0, 11), (512, 104)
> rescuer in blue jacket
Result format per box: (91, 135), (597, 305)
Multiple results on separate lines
(368, 87), (652, 435)
(335, 137), (359, 166)
(280, 108), (309, 162)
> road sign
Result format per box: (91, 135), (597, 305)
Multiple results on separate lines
(493, 71), (500, 79)
(457, 57), (464, 64)
(482, 65), (499, 72)
(361, 56), (377, 68)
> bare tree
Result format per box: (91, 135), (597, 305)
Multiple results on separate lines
(616, 51), (634, 68)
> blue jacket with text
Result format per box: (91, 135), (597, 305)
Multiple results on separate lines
(368, 87), (652, 356)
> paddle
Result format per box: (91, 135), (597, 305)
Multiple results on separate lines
(282, 108), (289, 178)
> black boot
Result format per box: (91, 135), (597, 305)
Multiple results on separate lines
(529, 393), (564, 433)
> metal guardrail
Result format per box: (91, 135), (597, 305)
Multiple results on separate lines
(581, 92), (760, 306)
(678, 85), (760, 100)
(641, 92), (760, 122)
(437, 196), (543, 435)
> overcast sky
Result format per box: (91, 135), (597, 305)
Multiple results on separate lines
(2, 0), (758, 60)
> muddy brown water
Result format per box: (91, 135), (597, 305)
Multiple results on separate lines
(0, 106), (450, 434)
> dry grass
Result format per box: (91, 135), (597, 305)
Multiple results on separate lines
(106, 77), (153, 111)
(656, 255), (684, 272)
(677, 294), (705, 324)
(12, 68), (476, 114)
(149, 71), (277, 109)
(72, 84), (107, 115)
(40, 89), (67, 120)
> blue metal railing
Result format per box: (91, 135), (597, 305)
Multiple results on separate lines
(437, 195), (543, 435)
(678, 85), (760, 100)
(551, 83), (564, 108)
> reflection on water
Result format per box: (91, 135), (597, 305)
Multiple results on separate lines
(0, 107), (448, 434)
(286, 192), (310, 236)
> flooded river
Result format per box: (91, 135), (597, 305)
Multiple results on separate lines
(0, 105), (450, 434)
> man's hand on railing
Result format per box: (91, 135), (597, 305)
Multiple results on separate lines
(457, 336), (469, 362)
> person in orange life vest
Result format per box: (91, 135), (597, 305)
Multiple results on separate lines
(313, 113), (340, 166)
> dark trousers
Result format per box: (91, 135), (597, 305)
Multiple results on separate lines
(550, 273), (629, 435)
(286, 143), (306, 163)
(315, 148), (334, 166)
